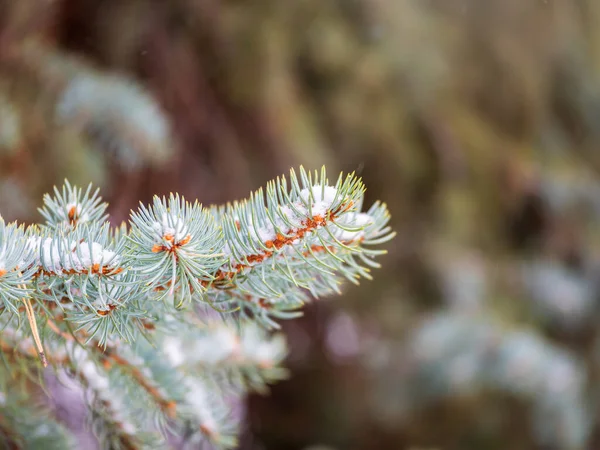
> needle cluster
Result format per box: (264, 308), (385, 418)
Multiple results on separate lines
(0, 166), (393, 449)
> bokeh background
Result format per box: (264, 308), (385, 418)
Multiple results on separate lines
(2, 0), (600, 449)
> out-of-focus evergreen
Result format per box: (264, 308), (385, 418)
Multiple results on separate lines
(3, 0), (600, 449)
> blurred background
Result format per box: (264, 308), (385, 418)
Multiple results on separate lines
(2, 0), (600, 449)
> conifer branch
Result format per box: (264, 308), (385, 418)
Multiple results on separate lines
(0, 166), (393, 449)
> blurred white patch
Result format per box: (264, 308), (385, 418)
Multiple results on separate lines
(325, 312), (361, 361)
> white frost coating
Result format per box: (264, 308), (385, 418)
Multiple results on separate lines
(185, 378), (219, 435)
(246, 219), (276, 244)
(239, 324), (286, 367)
(221, 242), (240, 267)
(299, 185), (338, 207)
(240, 214), (275, 245)
(165, 321), (284, 371)
(333, 212), (373, 241)
(163, 336), (186, 367)
(72, 242), (118, 270)
(66, 203), (80, 216)
(70, 344), (137, 435)
(191, 326), (239, 365)
(179, 322), (284, 369)
(277, 205), (303, 228)
(62, 202), (90, 225)
(247, 185), (340, 247)
(80, 360), (110, 391)
(152, 213), (189, 243)
(25, 236), (40, 254)
(165, 326), (239, 367)
(0, 232), (10, 273)
(229, 184), (362, 266)
(245, 185), (341, 249)
(27, 236), (119, 274)
(121, 421), (137, 435)
(299, 185), (338, 218)
(71, 345), (110, 392)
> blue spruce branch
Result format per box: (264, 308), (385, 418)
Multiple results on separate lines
(0, 166), (393, 449)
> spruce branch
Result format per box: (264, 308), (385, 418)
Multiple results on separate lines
(0, 166), (393, 449)
(0, 400), (74, 450)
